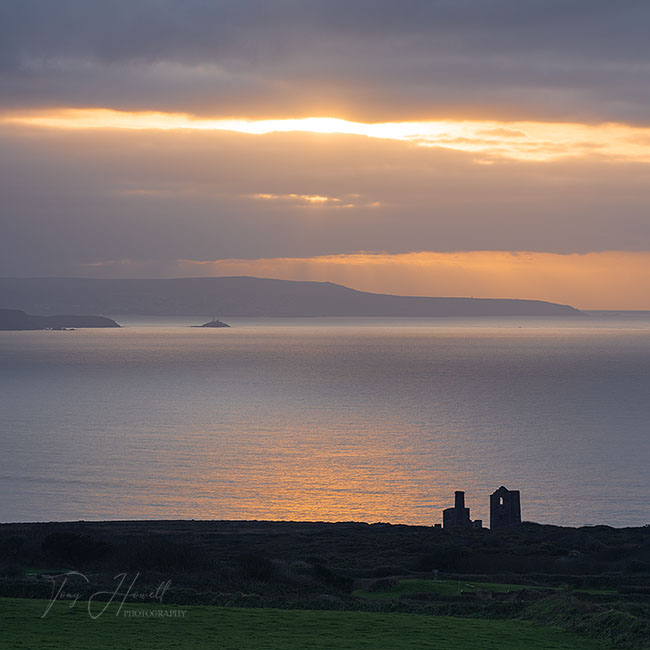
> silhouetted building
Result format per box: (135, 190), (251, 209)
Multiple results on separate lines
(443, 491), (479, 528)
(490, 486), (521, 528)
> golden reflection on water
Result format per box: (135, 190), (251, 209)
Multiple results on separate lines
(2, 321), (649, 526)
(114, 408), (494, 526)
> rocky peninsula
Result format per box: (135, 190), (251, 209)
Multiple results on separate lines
(0, 308), (120, 330)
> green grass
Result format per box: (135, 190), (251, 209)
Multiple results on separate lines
(0, 597), (609, 649)
(354, 579), (616, 600)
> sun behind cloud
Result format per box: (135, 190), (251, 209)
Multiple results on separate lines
(5, 108), (650, 162)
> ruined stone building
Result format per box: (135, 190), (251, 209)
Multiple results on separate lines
(490, 486), (521, 528)
(442, 491), (482, 529)
(440, 487), (521, 529)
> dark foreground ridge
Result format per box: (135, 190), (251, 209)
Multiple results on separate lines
(1, 520), (648, 648)
(0, 276), (582, 317)
(0, 308), (120, 330)
(3, 519), (648, 577)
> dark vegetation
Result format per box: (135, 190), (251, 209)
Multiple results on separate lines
(1, 520), (649, 648)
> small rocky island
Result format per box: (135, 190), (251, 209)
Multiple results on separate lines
(0, 308), (120, 330)
(193, 318), (230, 328)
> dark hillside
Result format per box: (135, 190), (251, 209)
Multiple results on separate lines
(0, 277), (583, 317)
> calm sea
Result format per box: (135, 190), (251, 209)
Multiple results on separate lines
(1, 314), (649, 527)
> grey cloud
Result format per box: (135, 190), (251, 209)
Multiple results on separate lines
(2, 1), (650, 122)
(1, 126), (649, 276)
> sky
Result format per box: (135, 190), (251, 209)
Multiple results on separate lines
(1, 0), (649, 308)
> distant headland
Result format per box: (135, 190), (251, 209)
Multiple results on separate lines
(0, 308), (120, 330)
(0, 277), (583, 318)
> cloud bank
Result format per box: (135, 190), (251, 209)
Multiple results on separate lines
(2, 1), (650, 123)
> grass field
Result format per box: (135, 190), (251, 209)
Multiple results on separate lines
(0, 597), (608, 649)
(354, 578), (617, 600)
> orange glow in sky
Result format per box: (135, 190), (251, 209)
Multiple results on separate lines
(5, 108), (650, 162)
(83, 250), (650, 310)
